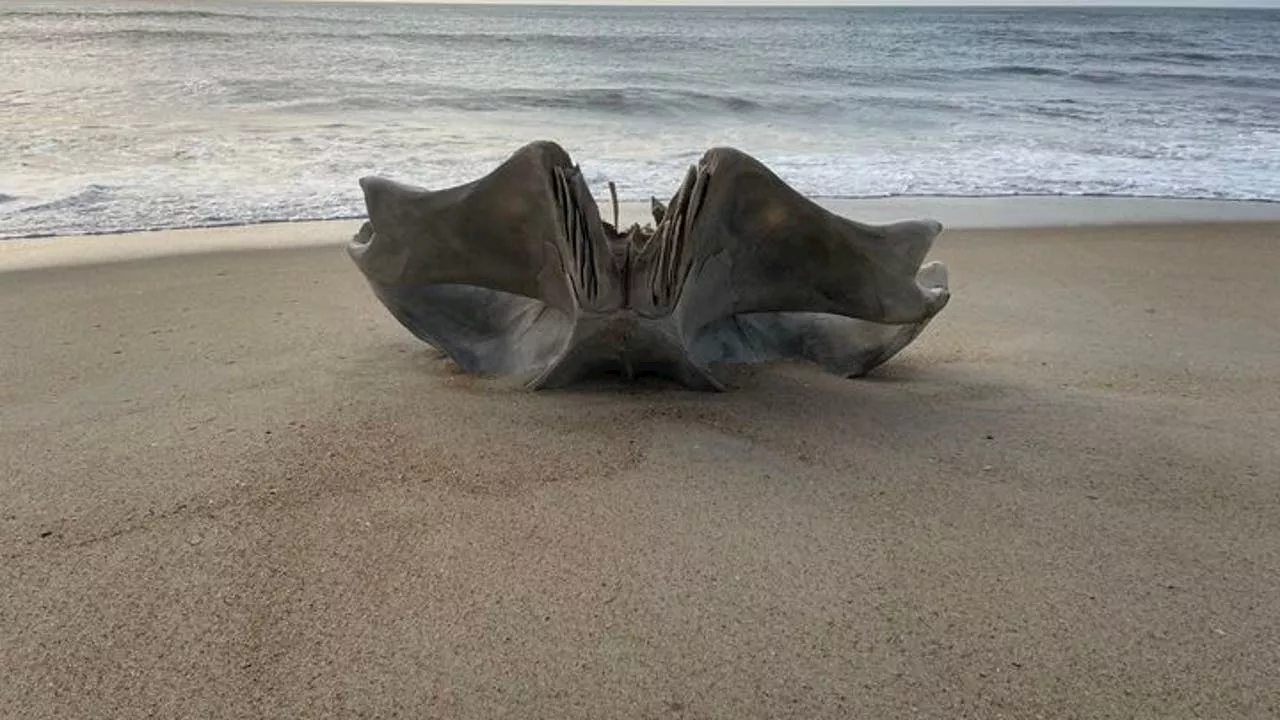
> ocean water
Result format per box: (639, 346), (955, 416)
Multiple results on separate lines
(1, 1), (1278, 238)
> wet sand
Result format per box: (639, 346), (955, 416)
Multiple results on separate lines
(2, 215), (1278, 718)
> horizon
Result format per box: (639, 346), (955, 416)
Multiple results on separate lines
(254, 0), (1280, 7)
(259, 0), (1280, 7)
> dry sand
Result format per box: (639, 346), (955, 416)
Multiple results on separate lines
(2, 216), (1279, 718)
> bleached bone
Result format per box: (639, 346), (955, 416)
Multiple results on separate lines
(349, 141), (949, 390)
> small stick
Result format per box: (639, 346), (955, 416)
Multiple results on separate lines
(608, 181), (619, 229)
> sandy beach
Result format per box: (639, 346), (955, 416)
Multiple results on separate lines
(2, 205), (1279, 718)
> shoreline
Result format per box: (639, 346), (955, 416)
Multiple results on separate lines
(4, 195), (1280, 272)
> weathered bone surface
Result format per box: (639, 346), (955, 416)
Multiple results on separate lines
(349, 141), (950, 390)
